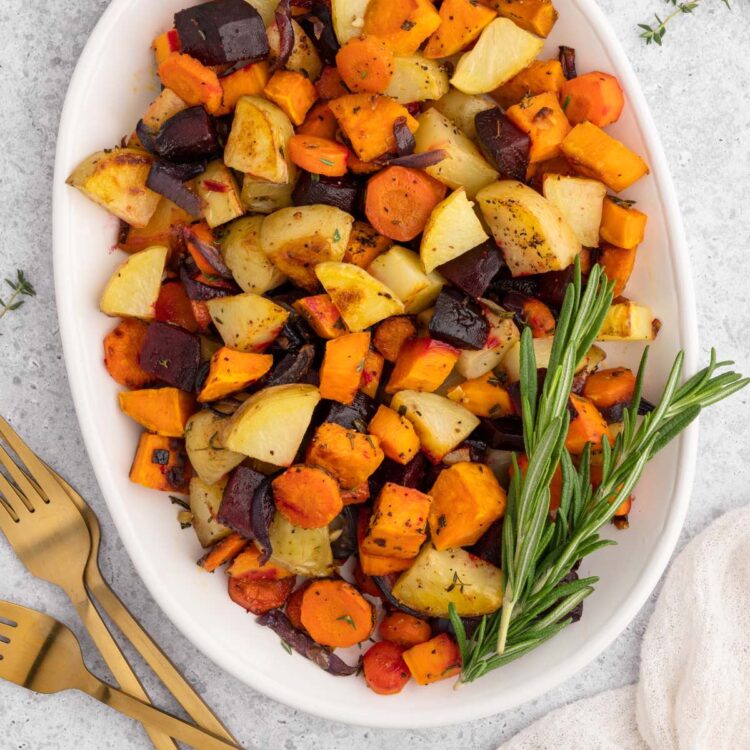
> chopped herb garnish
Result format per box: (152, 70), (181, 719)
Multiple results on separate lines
(280, 639), (293, 655)
(337, 615), (357, 629)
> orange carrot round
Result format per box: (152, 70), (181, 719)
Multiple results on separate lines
(365, 166), (446, 242)
(228, 576), (295, 615)
(300, 579), (375, 648)
(272, 466), (343, 529)
(378, 612), (432, 648)
(336, 36), (395, 94)
(288, 135), (350, 177)
(363, 641), (411, 695)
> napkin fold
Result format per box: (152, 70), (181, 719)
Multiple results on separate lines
(500, 506), (750, 750)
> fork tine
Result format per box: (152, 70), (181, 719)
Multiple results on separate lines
(0, 444), (42, 510)
(0, 474), (26, 520)
(0, 417), (61, 503)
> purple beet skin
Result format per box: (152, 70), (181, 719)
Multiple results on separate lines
(437, 241), (502, 298)
(218, 465), (266, 538)
(428, 286), (490, 350)
(139, 321), (201, 392)
(174, 0), (269, 65)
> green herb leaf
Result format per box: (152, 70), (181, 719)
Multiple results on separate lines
(336, 614), (357, 629)
(0, 269), (36, 324)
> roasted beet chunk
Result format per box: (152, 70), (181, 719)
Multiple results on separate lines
(155, 107), (220, 163)
(428, 287), (489, 350)
(437, 241), (502, 299)
(256, 344), (317, 389)
(535, 266), (576, 308)
(316, 391), (377, 430)
(139, 322), (201, 391)
(475, 108), (531, 182)
(475, 416), (525, 452)
(292, 172), (361, 214)
(369, 454), (427, 497)
(218, 466), (266, 538)
(174, 0), (269, 66)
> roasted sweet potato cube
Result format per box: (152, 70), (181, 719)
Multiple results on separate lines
(198, 347), (273, 402)
(446, 372), (514, 418)
(368, 405), (420, 465)
(362, 482), (432, 559)
(198, 532), (248, 572)
(264, 70), (318, 126)
(402, 633), (461, 685)
(600, 197), (647, 250)
(385, 337), (460, 394)
(129, 433), (191, 492)
(343, 221), (392, 268)
(561, 123), (650, 193)
(359, 349), (385, 399)
(506, 91), (571, 164)
(272, 465), (343, 529)
(118, 387), (196, 437)
(319, 332), (372, 405)
(490, 0), (558, 37)
(293, 294), (348, 339)
(357, 509), (414, 576)
(306, 422), (384, 488)
(566, 393), (611, 454)
(428, 462), (506, 549)
(227, 545), (294, 580)
(374, 316), (417, 363)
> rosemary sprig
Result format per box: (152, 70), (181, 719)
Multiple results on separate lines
(451, 261), (748, 685)
(0, 270), (36, 322)
(639, 0), (730, 45)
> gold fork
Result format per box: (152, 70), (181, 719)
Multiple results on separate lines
(45, 462), (237, 744)
(0, 601), (242, 750)
(0, 418), (177, 750)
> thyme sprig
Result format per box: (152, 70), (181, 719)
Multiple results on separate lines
(639, 0), (730, 45)
(0, 270), (36, 323)
(450, 260), (748, 685)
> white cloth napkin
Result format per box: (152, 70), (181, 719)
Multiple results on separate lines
(499, 506), (750, 750)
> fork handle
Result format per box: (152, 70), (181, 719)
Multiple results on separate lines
(80, 672), (243, 750)
(67, 584), (179, 750)
(86, 567), (236, 742)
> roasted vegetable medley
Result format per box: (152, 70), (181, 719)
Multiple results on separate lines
(69, 0), (658, 694)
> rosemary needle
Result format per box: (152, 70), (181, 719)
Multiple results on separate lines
(450, 259), (748, 685)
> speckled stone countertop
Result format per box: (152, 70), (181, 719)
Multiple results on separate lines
(1, 1), (749, 747)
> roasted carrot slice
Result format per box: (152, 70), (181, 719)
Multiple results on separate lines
(300, 579), (375, 648)
(365, 166), (446, 242)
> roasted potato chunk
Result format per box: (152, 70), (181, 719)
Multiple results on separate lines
(260, 205), (354, 290)
(67, 147), (160, 227)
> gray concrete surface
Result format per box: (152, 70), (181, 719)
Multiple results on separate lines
(1, 0), (749, 747)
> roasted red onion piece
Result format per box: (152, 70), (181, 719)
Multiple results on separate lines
(146, 161), (204, 216)
(257, 609), (360, 676)
(271, 0), (294, 73)
(559, 45), (577, 80)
